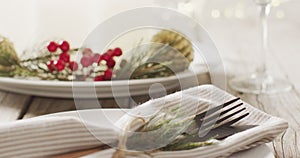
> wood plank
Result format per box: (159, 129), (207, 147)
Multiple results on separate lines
(225, 59), (300, 158)
(226, 53), (300, 158)
(23, 97), (75, 119)
(0, 91), (31, 123)
(224, 41), (300, 157)
(227, 88), (300, 158)
(22, 97), (131, 119)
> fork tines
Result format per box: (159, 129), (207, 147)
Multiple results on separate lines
(195, 98), (249, 129)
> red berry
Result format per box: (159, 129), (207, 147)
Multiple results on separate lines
(94, 75), (105, 81)
(59, 52), (70, 63)
(54, 60), (65, 71)
(104, 69), (113, 80)
(80, 56), (93, 67)
(106, 59), (116, 68)
(47, 41), (58, 52)
(106, 49), (114, 56)
(113, 47), (122, 56)
(92, 53), (102, 63)
(47, 60), (55, 72)
(69, 61), (79, 71)
(82, 48), (93, 57)
(59, 41), (70, 52)
(101, 53), (112, 61)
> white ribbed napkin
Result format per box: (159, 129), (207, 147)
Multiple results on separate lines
(0, 116), (118, 158)
(0, 85), (288, 158)
(85, 85), (288, 158)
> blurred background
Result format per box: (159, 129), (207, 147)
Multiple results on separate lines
(0, 0), (299, 86)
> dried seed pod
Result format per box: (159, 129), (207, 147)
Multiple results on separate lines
(151, 29), (194, 64)
(0, 35), (19, 67)
(115, 29), (194, 80)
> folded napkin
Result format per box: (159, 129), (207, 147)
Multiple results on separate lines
(0, 117), (118, 158)
(0, 85), (288, 158)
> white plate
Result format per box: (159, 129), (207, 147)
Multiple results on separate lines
(0, 7), (226, 99)
(45, 109), (274, 158)
(0, 64), (209, 98)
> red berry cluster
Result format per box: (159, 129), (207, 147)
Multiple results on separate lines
(79, 48), (122, 81)
(45, 40), (123, 81)
(46, 41), (79, 72)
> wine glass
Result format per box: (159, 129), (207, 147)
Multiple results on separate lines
(229, 0), (292, 94)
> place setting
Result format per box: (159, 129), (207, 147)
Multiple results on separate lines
(0, 0), (298, 157)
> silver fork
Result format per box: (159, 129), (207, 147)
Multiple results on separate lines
(194, 98), (250, 137)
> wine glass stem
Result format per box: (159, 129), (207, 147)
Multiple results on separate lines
(257, 3), (271, 75)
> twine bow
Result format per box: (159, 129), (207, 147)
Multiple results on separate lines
(112, 117), (152, 158)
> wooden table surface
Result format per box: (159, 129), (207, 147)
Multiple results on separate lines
(1, 14), (300, 158)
